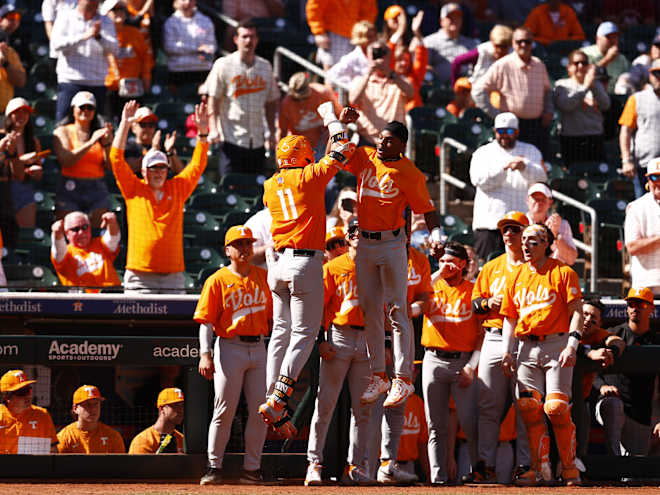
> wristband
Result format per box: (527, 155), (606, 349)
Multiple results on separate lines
(198, 133), (209, 137)
(567, 331), (581, 351)
(328, 150), (347, 164)
(569, 331), (582, 341)
(430, 227), (443, 243)
(410, 302), (423, 318)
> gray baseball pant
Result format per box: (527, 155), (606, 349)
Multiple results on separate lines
(516, 335), (573, 398)
(595, 396), (651, 456)
(356, 232), (411, 377)
(307, 324), (372, 465)
(207, 336), (267, 471)
(477, 330), (530, 467)
(266, 250), (324, 391)
(422, 350), (478, 483)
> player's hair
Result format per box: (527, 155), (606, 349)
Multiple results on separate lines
(531, 223), (555, 256)
(237, 18), (258, 31)
(490, 24), (513, 46)
(583, 297), (605, 315)
(513, 25), (533, 39)
(444, 241), (468, 260)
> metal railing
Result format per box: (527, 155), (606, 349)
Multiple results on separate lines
(436, 137), (599, 293)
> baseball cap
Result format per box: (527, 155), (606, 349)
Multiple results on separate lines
(73, 385), (105, 406)
(338, 189), (357, 204)
(157, 387), (184, 407)
(0, 370), (36, 393)
(596, 21), (618, 38)
(646, 157), (660, 176)
(384, 5), (404, 21)
(5, 97), (32, 117)
(453, 77), (472, 93)
(142, 149), (168, 169)
(528, 182), (552, 198)
(625, 287), (654, 305)
(287, 72), (311, 100)
(135, 106), (158, 123)
(224, 225), (255, 246)
(325, 226), (345, 244)
(0, 4), (20, 20)
(71, 91), (96, 108)
(650, 59), (660, 74)
(440, 2), (461, 18)
(494, 112), (519, 130)
(497, 211), (530, 230)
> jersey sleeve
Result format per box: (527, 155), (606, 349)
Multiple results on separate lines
(562, 266), (582, 305)
(402, 168), (434, 214)
(499, 276), (518, 319)
(193, 272), (223, 327)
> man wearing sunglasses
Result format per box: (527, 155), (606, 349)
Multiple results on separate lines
(593, 287), (658, 458)
(124, 106), (184, 175)
(470, 112), (546, 262)
(51, 210), (121, 291)
(0, 370), (58, 454)
(624, 157), (660, 296)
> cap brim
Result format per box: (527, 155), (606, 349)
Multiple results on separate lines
(137, 115), (158, 123)
(75, 396), (106, 405)
(5, 379), (36, 392)
(497, 219), (523, 229)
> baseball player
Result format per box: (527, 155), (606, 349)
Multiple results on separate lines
(57, 385), (125, 453)
(325, 226), (348, 262)
(128, 388), (184, 454)
(0, 370), (58, 454)
(259, 121), (357, 436)
(500, 223), (584, 486)
(195, 225), (272, 485)
(421, 241), (481, 485)
(305, 218), (374, 486)
(470, 211), (530, 482)
(339, 117), (443, 413)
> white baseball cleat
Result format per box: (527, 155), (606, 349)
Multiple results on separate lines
(304, 461), (323, 486)
(377, 460), (418, 484)
(341, 464), (376, 485)
(383, 378), (414, 408)
(360, 375), (390, 404)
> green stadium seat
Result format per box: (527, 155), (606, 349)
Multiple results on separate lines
(154, 102), (195, 133)
(218, 172), (267, 202)
(459, 107), (493, 128)
(546, 40), (588, 56)
(3, 264), (59, 289)
(439, 213), (469, 236)
(197, 265), (222, 287)
(189, 191), (252, 220)
(184, 246), (227, 275)
(602, 179), (635, 202)
(183, 271), (197, 291)
(448, 230), (474, 246)
(183, 209), (225, 247)
(193, 174), (218, 195)
(569, 160), (615, 184)
(581, 199), (627, 278)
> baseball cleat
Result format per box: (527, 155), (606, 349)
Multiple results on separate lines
(361, 375), (390, 404)
(200, 467), (223, 485)
(470, 461), (497, 483)
(376, 460), (418, 484)
(238, 469), (264, 484)
(341, 464), (376, 485)
(304, 461), (323, 486)
(513, 467), (541, 486)
(383, 378), (414, 408)
(561, 467), (581, 486)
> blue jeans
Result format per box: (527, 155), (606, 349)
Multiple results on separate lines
(56, 83), (107, 122)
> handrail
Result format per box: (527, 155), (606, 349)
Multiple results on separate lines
(437, 137), (599, 293)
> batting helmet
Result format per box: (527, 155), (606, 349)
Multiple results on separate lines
(276, 135), (313, 169)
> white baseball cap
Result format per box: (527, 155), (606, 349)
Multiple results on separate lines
(596, 21), (618, 38)
(528, 183), (552, 198)
(494, 112), (519, 130)
(135, 106), (158, 123)
(338, 189), (357, 203)
(440, 2), (461, 18)
(71, 91), (96, 108)
(5, 97), (32, 117)
(142, 149), (169, 169)
(100, 0), (123, 15)
(646, 157), (660, 176)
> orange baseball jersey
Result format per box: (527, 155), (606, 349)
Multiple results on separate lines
(193, 265), (272, 338)
(323, 253), (364, 328)
(57, 421), (125, 453)
(345, 147), (434, 232)
(580, 327), (614, 399)
(0, 404), (57, 454)
(61, 124), (105, 179)
(407, 246), (432, 304)
(51, 237), (121, 292)
(472, 253), (525, 329)
(500, 258), (582, 337)
(105, 23), (154, 91)
(396, 393), (428, 462)
(263, 155), (343, 251)
(128, 426), (184, 454)
(422, 278), (481, 351)
(110, 141), (208, 273)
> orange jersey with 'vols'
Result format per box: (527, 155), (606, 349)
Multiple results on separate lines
(263, 155), (343, 251)
(396, 393), (428, 462)
(345, 147), (434, 232)
(407, 246), (432, 304)
(323, 253), (363, 328)
(128, 426), (184, 454)
(0, 404), (57, 454)
(51, 237), (121, 291)
(422, 278), (481, 351)
(57, 421), (125, 453)
(500, 258), (582, 337)
(194, 265), (272, 338)
(472, 253), (525, 329)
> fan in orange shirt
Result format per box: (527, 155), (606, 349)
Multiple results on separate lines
(0, 370), (58, 454)
(128, 388), (184, 454)
(51, 211), (121, 292)
(500, 223), (583, 486)
(57, 385), (125, 453)
(259, 110), (357, 438)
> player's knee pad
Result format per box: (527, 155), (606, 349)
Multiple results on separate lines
(544, 393), (571, 425)
(516, 389), (544, 425)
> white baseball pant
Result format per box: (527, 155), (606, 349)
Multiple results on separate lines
(516, 335), (573, 398)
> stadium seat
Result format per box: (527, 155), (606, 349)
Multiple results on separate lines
(183, 271), (197, 291)
(189, 191), (252, 220)
(602, 179), (635, 202)
(3, 264), (59, 289)
(184, 246), (227, 275)
(183, 209), (225, 247)
(193, 174), (218, 195)
(459, 107), (493, 128)
(581, 199), (627, 279)
(218, 172), (267, 203)
(569, 160), (615, 184)
(197, 265), (223, 287)
(447, 230), (474, 246)
(439, 213), (469, 237)
(546, 39), (588, 56)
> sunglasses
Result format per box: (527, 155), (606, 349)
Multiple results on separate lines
(502, 225), (522, 234)
(627, 300), (650, 309)
(68, 224), (90, 233)
(495, 128), (516, 135)
(648, 174), (660, 183)
(326, 238), (347, 251)
(78, 105), (95, 112)
(571, 60), (588, 66)
(514, 38), (532, 46)
(138, 122), (156, 128)
(11, 386), (32, 397)
(147, 165), (168, 171)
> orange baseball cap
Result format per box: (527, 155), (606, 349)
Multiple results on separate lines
(224, 225), (256, 246)
(384, 5), (404, 20)
(1, 370), (36, 393)
(73, 385), (105, 406)
(625, 287), (654, 305)
(325, 226), (345, 244)
(157, 387), (184, 407)
(453, 77), (472, 93)
(134, 106), (158, 123)
(497, 211), (530, 230)
(276, 135), (313, 169)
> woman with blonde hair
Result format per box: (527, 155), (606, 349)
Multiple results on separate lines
(450, 24), (512, 86)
